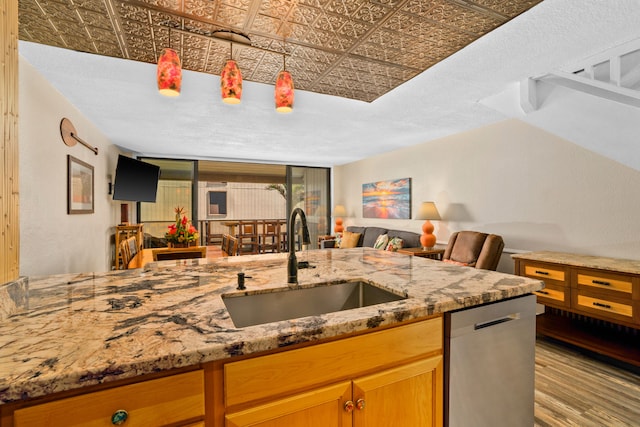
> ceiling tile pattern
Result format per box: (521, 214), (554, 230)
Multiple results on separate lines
(18, 0), (542, 102)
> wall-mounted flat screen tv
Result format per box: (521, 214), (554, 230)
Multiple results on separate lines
(112, 155), (160, 202)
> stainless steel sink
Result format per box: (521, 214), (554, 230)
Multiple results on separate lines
(222, 280), (406, 328)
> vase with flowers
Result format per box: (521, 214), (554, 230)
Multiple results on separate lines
(165, 206), (199, 247)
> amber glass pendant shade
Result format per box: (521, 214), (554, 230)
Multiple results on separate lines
(157, 48), (182, 97)
(275, 70), (294, 113)
(220, 59), (243, 104)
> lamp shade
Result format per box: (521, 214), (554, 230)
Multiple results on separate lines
(333, 205), (347, 217)
(220, 59), (242, 104)
(416, 202), (441, 220)
(275, 70), (294, 113)
(157, 48), (182, 97)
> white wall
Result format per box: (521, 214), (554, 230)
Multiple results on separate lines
(334, 119), (640, 273)
(19, 57), (122, 276)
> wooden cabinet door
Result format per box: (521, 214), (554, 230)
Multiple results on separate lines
(225, 381), (353, 427)
(352, 356), (443, 427)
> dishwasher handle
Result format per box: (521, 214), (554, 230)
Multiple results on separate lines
(474, 313), (520, 330)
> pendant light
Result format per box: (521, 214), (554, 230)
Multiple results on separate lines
(220, 42), (243, 104)
(157, 28), (182, 97)
(275, 54), (294, 113)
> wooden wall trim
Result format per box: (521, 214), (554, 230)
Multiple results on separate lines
(1, 0), (20, 283)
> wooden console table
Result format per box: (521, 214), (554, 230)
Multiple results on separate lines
(513, 251), (639, 366)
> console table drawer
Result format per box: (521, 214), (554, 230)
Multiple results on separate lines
(524, 265), (566, 283)
(576, 272), (633, 294)
(576, 295), (633, 320)
(534, 284), (568, 306)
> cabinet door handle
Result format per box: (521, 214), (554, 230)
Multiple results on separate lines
(344, 400), (355, 413)
(111, 409), (128, 425)
(536, 290), (550, 295)
(593, 302), (612, 309)
(592, 280), (611, 286)
(356, 398), (366, 410)
(474, 314), (518, 330)
(535, 270), (549, 275)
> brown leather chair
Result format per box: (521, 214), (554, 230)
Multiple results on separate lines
(442, 231), (504, 271)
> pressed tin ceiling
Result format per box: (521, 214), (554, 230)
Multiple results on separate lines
(18, 0), (543, 102)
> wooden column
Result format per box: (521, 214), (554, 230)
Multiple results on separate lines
(1, 0), (20, 283)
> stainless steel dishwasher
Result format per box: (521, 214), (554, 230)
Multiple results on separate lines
(445, 294), (537, 427)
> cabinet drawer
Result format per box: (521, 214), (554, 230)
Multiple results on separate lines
(14, 370), (205, 427)
(224, 317), (442, 408)
(576, 271), (633, 295)
(524, 265), (565, 282)
(534, 283), (569, 307)
(576, 295), (633, 320)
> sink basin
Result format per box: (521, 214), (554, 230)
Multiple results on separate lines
(222, 280), (406, 328)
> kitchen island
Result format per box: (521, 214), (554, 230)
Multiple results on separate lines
(0, 248), (543, 426)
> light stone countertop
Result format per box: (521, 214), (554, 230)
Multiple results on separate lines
(0, 248), (543, 404)
(512, 251), (640, 275)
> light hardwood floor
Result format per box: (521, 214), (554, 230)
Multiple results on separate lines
(535, 338), (640, 426)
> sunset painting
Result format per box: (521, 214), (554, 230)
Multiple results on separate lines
(362, 178), (411, 219)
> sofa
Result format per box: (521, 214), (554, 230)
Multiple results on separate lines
(321, 226), (421, 250)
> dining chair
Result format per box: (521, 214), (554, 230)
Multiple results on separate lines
(228, 235), (239, 256)
(260, 220), (281, 253)
(205, 221), (224, 246)
(221, 234), (230, 256)
(237, 220), (259, 255)
(125, 236), (139, 259)
(119, 239), (132, 269)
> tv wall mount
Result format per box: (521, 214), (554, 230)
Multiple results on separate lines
(60, 117), (98, 155)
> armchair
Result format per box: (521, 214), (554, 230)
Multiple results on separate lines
(442, 231), (504, 271)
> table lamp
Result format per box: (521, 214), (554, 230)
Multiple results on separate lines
(416, 202), (441, 250)
(333, 205), (347, 234)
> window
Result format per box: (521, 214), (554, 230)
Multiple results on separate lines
(208, 191), (227, 215)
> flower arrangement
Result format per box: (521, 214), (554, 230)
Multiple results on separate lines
(165, 206), (199, 246)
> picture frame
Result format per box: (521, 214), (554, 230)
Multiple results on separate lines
(362, 178), (411, 219)
(67, 155), (94, 214)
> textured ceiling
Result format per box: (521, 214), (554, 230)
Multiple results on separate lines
(18, 0), (542, 102)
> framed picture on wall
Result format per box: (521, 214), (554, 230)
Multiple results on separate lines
(67, 155), (94, 214)
(362, 178), (411, 219)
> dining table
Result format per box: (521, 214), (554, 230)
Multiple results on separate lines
(128, 246), (222, 269)
(222, 220), (240, 236)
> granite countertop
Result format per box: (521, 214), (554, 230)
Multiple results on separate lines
(0, 248), (543, 404)
(512, 251), (640, 275)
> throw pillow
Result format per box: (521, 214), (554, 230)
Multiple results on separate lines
(373, 234), (389, 250)
(385, 237), (404, 252)
(340, 231), (361, 248)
